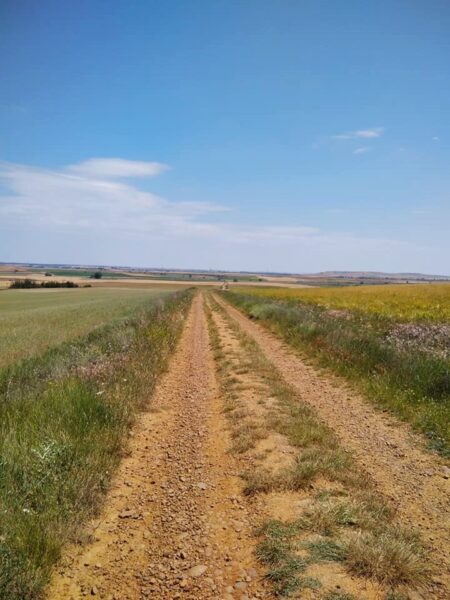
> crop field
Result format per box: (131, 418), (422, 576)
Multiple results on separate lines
(0, 286), (179, 368)
(227, 284), (450, 456)
(232, 282), (450, 322)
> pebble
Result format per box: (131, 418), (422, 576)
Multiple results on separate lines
(235, 581), (247, 590)
(188, 564), (208, 577)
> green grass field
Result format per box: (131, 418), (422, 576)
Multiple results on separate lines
(0, 286), (178, 368)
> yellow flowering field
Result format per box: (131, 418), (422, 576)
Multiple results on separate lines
(233, 283), (450, 322)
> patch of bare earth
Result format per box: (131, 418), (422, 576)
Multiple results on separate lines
(215, 293), (450, 597)
(46, 294), (269, 600)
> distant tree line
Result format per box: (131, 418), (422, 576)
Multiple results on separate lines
(10, 279), (80, 289)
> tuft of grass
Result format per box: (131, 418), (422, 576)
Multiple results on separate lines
(289, 448), (352, 488)
(0, 290), (193, 599)
(299, 493), (393, 536)
(306, 539), (347, 563)
(384, 592), (409, 600)
(299, 501), (360, 536)
(257, 519), (300, 540)
(243, 468), (277, 495)
(324, 592), (356, 600)
(345, 529), (428, 585)
(230, 420), (267, 453)
(242, 446), (352, 494)
(257, 540), (301, 569)
(256, 520), (310, 596)
(306, 528), (428, 586)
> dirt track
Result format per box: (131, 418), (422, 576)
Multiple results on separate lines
(47, 292), (449, 599)
(215, 294), (450, 593)
(48, 294), (269, 599)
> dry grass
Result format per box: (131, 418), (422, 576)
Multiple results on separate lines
(324, 592), (356, 600)
(345, 529), (429, 585)
(300, 493), (393, 536)
(230, 419), (268, 453)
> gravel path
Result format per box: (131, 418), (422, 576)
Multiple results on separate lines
(216, 293), (450, 594)
(47, 294), (270, 600)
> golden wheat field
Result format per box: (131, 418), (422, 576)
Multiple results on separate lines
(233, 282), (450, 322)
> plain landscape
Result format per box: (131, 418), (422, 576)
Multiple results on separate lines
(3, 3), (449, 599)
(0, 265), (448, 600)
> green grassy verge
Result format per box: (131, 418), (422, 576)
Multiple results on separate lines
(0, 289), (193, 599)
(224, 292), (450, 457)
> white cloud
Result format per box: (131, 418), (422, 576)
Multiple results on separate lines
(354, 128), (384, 139)
(332, 127), (384, 140)
(0, 158), (423, 273)
(353, 147), (370, 155)
(67, 158), (169, 178)
(0, 160), (318, 244)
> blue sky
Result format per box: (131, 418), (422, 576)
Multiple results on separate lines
(1, 0), (449, 273)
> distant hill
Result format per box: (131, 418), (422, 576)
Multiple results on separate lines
(310, 271), (450, 281)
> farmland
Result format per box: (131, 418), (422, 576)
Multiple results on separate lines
(1, 285), (449, 600)
(226, 284), (450, 456)
(231, 282), (450, 322)
(0, 286), (179, 368)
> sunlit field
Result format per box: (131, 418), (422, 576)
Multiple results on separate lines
(226, 284), (450, 455)
(232, 283), (450, 322)
(0, 286), (178, 368)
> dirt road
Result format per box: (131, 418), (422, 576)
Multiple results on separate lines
(47, 292), (449, 600)
(48, 294), (269, 600)
(215, 294), (450, 594)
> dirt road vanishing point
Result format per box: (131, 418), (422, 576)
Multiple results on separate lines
(47, 292), (449, 600)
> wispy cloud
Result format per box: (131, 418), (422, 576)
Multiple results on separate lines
(0, 160), (316, 243)
(67, 158), (169, 179)
(332, 127), (384, 140)
(314, 127), (384, 152)
(0, 158), (416, 271)
(0, 160), (223, 238)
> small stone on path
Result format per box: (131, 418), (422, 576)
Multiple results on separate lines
(188, 564), (208, 577)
